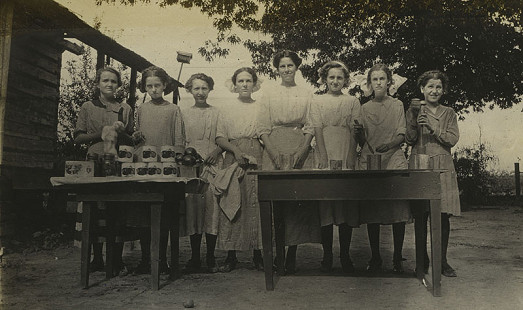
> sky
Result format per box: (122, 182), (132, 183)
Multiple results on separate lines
(55, 0), (522, 171)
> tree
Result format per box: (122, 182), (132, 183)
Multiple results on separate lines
(98, 0), (522, 114)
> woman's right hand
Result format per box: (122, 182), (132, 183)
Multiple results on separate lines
(353, 122), (366, 145)
(266, 148), (281, 169)
(234, 151), (248, 167)
(318, 152), (329, 169)
(132, 131), (145, 144)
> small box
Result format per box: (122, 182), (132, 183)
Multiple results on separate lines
(121, 163), (135, 177)
(160, 145), (176, 162)
(135, 162), (148, 177)
(142, 145), (158, 162)
(162, 162), (179, 177)
(178, 164), (200, 178)
(117, 145), (134, 163)
(147, 162), (162, 176)
(65, 161), (94, 178)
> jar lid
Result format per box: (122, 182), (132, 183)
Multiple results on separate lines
(87, 153), (99, 160)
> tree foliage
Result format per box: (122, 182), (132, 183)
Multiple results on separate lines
(98, 0), (523, 114)
(453, 143), (497, 205)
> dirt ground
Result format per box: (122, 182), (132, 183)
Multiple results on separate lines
(1, 206), (522, 310)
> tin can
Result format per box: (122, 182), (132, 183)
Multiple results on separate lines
(160, 145), (176, 162)
(135, 162), (148, 177)
(117, 145), (134, 163)
(366, 154), (382, 170)
(162, 162), (179, 177)
(121, 163), (135, 177)
(142, 145), (158, 162)
(148, 162), (162, 176)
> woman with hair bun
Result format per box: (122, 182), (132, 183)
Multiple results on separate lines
(180, 73), (222, 273)
(215, 67), (264, 272)
(257, 50), (320, 274)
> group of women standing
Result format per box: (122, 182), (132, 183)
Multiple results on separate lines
(75, 49), (460, 278)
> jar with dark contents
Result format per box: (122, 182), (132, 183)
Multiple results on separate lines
(102, 154), (117, 177)
(86, 153), (100, 176)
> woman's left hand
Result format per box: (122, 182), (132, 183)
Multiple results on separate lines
(417, 112), (434, 132)
(293, 145), (310, 168)
(375, 143), (392, 153)
(204, 149), (221, 165)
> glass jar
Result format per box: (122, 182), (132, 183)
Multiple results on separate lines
(86, 153), (100, 176)
(102, 154), (116, 177)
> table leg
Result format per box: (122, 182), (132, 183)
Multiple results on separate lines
(80, 202), (92, 289)
(105, 203), (115, 279)
(151, 203), (162, 290)
(259, 200), (273, 290)
(430, 199), (442, 297)
(274, 201), (285, 276)
(413, 202), (425, 280)
(170, 201), (180, 280)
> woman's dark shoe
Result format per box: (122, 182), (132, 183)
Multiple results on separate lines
(206, 255), (219, 274)
(114, 260), (129, 276)
(285, 255), (297, 275)
(220, 258), (238, 273)
(253, 254), (264, 271)
(392, 260), (404, 274)
(159, 260), (171, 275)
(442, 262), (457, 277)
(320, 253), (333, 273)
(89, 259), (105, 273)
(183, 258), (201, 273)
(340, 257), (355, 274)
(133, 260), (151, 275)
(366, 257), (383, 272)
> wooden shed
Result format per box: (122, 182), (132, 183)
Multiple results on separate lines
(0, 0), (158, 239)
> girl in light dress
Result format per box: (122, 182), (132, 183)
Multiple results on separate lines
(180, 73), (223, 273)
(257, 50), (320, 274)
(215, 67), (264, 272)
(311, 61), (360, 273)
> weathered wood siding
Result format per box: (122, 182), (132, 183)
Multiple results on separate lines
(3, 29), (62, 187)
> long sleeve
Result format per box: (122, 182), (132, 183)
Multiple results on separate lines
(405, 109), (418, 146)
(74, 102), (89, 137)
(135, 105), (142, 132)
(394, 99), (407, 137)
(256, 92), (272, 137)
(173, 106), (186, 153)
(309, 96), (322, 128)
(301, 93), (314, 135)
(433, 109), (459, 147)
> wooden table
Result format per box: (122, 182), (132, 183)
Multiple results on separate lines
(249, 169), (443, 297)
(50, 176), (203, 290)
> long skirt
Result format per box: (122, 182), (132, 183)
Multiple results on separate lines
(357, 147), (412, 224)
(262, 127), (321, 245)
(216, 138), (263, 250)
(315, 126), (359, 227)
(408, 153), (461, 216)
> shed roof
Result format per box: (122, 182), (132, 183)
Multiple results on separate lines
(12, 0), (155, 71)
